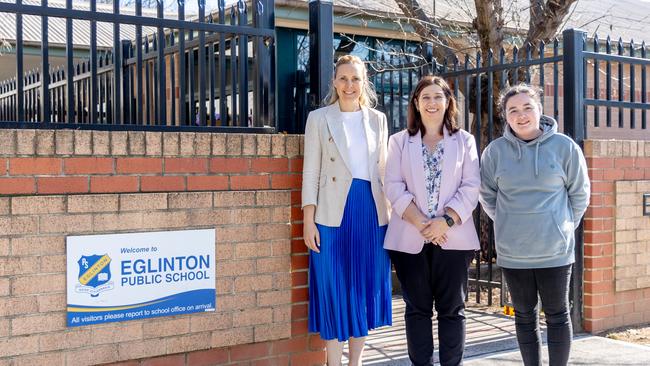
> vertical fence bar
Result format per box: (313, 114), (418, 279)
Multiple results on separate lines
(145, 40), (151, 124)
(525, 43), (532, 83)
(453, 56), (459, 102)
(197, 0), (207, 125)
(122, 40), (132, 124)
(113, 0), (121, 123)
(208, 15), (216, 125)
(474, 50), (483, 305)
(89, 0), (97, 123)
(266, 0), (275, 128)
(169, 33), (176, 126)
(41, 0), (51, 123)
(65, 0), (74, 123)
(618, 38), (624, 128)
(398, 67), (403, 126)
(178, 1), (187, 125)
(630, 40), (636, 129)
(218, 0), (227, 125)
(156, 0), (166, 125)
(153, 36), (159, 124)
(464, 54), (470, 131)
(499, 47), (506, 94)
(237, 0), (248, 126)
(511, 46), (519, 85)
(487, 49), (493, 142)
(230, 5), (238, 125)
(252, 0), (264, 127)
(135, 0), (143, 124)
(188, 26), (196, 125)
(562, 28), (586, 334)
(539, 41), (545, 110)
(642, 43), (647, 129)
(12, 17), (22, 122)
(593, 36), (600, 127)
(606, 37), (612, 127)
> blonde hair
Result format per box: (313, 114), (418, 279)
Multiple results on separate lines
(324, 55), (377, 108)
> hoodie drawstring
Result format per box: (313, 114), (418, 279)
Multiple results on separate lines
(534, 142), (540, 177)
(516, 142), (522, 160)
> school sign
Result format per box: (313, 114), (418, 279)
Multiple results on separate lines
(66, 229), (216, 327)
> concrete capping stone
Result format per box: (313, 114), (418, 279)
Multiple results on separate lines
(226, 134), (243, 156)
(92, 131), (111, 156)
(35, 130), (55, 156)
(162, 132), (180, 157)
(16, 130), (36, 155)
(55, 130), (74, 155)
(73, 130), (93, 155)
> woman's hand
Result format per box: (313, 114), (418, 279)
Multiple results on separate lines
(429, 234), (448, 246)
(420, 217), (449, 242)
(303, 221), (321, 253)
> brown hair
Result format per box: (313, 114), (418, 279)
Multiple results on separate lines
(499, 83), (543, 118)
(407, 75), (459, 136)
(324, 55), (377, 108)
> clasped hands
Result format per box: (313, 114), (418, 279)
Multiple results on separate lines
(418, 217), (449, 246)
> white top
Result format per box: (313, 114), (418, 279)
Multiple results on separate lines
(340, 110), (370, 181)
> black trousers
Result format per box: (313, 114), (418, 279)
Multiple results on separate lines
(502, 264), (573, 366)
(389, 245), (475, 366)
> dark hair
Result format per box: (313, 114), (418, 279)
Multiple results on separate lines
(407, 75), (459, 136)
(499, 83), (543, 118)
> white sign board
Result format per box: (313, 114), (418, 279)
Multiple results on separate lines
(66, 229), (216, 327)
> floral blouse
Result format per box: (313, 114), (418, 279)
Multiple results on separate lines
(422, 141), (444, 218)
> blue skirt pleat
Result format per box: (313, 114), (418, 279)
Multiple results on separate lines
(308, 179), (392, 341)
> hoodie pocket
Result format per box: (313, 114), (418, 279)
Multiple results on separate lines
(495, 211), (573, 259)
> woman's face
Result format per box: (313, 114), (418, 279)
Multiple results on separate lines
(416, 84), (448, 124)
(333, 63), (365, 106)
(505, 93), (542, 140)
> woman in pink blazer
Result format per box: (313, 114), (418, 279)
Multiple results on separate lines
(384, 76), (480, 366)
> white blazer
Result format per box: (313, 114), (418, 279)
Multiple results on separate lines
(301, 102), (389, 227)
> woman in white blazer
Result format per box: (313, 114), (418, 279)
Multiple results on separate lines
(302, 55), (391, 366)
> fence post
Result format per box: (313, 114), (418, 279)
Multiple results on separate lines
(308, 0), (333, 111)
(562, 27), (586, 334)
(563, 28), (586, 144)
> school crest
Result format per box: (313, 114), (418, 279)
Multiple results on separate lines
(75, 254), (114, 297)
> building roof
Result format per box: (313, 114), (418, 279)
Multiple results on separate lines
(2, 0), (649, 49)
(276, 0), (650, 44)
(0, 0), (169, 49)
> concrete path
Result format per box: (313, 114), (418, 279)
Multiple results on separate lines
(350, 296), (650, 366)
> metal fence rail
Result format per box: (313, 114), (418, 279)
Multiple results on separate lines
(0, 0), (276, 132)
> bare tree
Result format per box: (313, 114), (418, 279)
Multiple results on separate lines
(393, 0), (577, 142)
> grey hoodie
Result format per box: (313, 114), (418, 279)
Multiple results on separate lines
(479, 116), (590, 269)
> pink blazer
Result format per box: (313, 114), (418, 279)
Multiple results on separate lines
(383, 127), (480, 254)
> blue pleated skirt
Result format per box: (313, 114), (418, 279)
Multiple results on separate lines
(308, 178), (392, 341)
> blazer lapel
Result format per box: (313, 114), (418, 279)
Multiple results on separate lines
(325, 103), (353, 173)
(362, 107), (378, 179)
(408, 131), (429, 213)
(438, 127), (458, 214)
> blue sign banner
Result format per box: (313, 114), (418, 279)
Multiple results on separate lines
(66, 229), (216, 327)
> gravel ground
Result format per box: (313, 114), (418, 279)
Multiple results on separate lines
(602, 323), (650, 346)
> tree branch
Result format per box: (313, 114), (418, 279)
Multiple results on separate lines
(525, 0), (578, 45)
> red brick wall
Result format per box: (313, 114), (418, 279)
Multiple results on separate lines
(0, 129), (325, 366)
(583, 139), (650, 333)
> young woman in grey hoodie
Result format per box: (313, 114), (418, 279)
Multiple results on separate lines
(479, 84), (590, 366)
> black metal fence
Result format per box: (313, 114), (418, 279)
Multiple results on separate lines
(0, 0), (276, 132)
